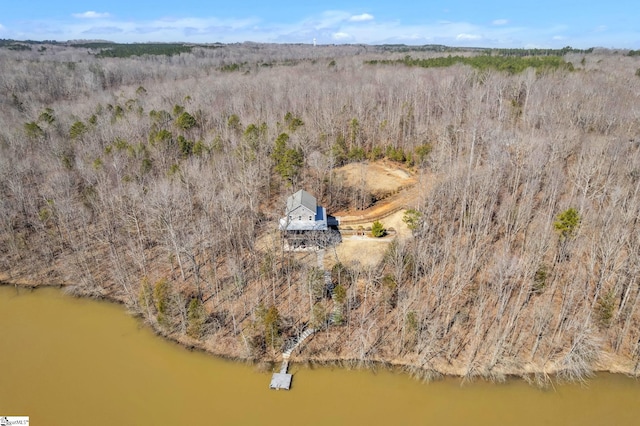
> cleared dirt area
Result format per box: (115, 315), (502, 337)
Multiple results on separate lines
(333, 161), (423, 227)
(333, 161), (416, 200)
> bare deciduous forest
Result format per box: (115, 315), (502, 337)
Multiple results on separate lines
(2, 41), (640, 383)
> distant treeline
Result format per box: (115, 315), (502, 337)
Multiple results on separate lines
(0, 39), (228, 58)
(374, 45), (592, 57)
(488, 46), (593, 56)
(366, 54), (575, 73)
(375, 44), (457, 53)
(0, 39), (607, 60)
(0, 39), (42, 51)
(219, 59), (307, 73)
(0, 38), (61, 46)
(89, 43), (194, 58)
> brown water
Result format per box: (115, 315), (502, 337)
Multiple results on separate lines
(1, 286), (640, 426)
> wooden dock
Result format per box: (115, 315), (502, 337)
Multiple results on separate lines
(269, 328), (315, 390)
(269, 249), (325, 390)
(269, 358), (292, 390)
(269, 371), (292, 390)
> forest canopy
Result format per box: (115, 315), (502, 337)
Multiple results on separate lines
(1, 42), (640, 382)
(365, 54), (575, 73)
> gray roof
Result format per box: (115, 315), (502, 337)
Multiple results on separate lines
(279, 205), (328, 231)
(286, 190), (316, 214)
(280, 190), (329, 231)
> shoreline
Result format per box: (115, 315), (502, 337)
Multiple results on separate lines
(2, 278), (638, 386)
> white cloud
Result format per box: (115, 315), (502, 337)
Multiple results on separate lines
(332, 31), (352, 40)
(492, 19), (508, 26)
(456, 33), (481, 40)
(72, 11), (111, 19)
(349, 13), (374, 22)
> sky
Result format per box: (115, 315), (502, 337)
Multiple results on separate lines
(1, 1), (639, 49)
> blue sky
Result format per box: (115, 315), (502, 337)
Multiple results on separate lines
(1, 1), (638, 48)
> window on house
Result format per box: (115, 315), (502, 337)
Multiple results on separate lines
(309, 216), (313, 221)
(298, 216), (301, 220)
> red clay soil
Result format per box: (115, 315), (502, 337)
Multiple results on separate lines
(335, 184), (421, 226)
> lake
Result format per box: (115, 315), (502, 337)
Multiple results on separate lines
(1, 286), (639, 425)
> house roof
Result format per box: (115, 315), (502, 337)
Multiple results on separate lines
(279, 205), (328, 231)
(280, 190), (329, 231)
(286, 189), (316, 214)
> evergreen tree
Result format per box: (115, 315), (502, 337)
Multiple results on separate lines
(271, 132), (303, 183)
(371, 220), (386, 237)
(187, 297), (205, 339)
(176, 111), (196, 130)
(554, 208), (581, 240)
(153, 279), (171, 327)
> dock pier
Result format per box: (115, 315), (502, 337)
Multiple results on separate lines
(269, 360), (292, 390)
(269, 249), (327, 390)
(269, 328), (315, 390)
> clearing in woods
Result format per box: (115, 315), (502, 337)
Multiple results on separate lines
(333, 161), (421, 224)
(331, 161), (426, 267)
(262, 161), (427, 268)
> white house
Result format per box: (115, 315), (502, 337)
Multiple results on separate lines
(279, 189), (328, 231)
